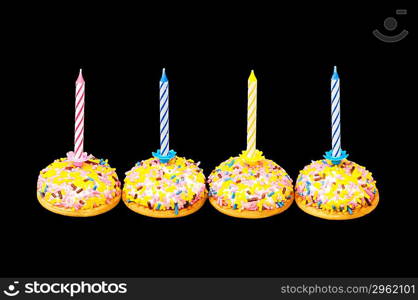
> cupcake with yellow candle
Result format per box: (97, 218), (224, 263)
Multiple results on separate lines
(208, 70), (293, 218)
(208, 150), (294, 218)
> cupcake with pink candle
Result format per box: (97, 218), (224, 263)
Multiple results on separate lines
(36, 70), (121, 217)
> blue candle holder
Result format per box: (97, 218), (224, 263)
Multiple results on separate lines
(152, 149), (177, 164)
(323, 150), (349, 165)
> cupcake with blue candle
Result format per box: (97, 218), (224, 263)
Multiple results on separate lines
(295, 67), (379, 220)
(122, 69), (207, 218)
(208, 71), (294, 218)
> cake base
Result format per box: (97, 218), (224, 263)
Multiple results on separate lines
(122, 191), (207, 218)
(295, 190), (379, 220)
(37, 194), (121, 217)
(209, 194), (294, 219)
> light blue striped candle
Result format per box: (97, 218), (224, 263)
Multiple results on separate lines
(160, 68), (169, 156)
(331, 66), (341, 158)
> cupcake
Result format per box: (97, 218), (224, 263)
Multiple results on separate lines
(295, 159), (378, 220)
(208, 70), (293, 218)
(37, 152), (121, 217)
(295, 66), (379, 220)
(123, 154), (207, 218)
(36, 69), (121, 216)
(208, 150), (293, 218)
(122, 68), (207, 217)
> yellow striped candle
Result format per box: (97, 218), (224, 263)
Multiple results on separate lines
(247, 70), (257, 158)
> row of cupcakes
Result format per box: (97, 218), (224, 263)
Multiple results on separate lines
(37, 68), (378, 220)
(37, 149), (378, 220)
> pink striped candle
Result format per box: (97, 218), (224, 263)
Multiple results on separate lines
(74, 69), (85, 159)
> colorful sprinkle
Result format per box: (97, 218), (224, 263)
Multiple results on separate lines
(36, 154), (121, 211)
(123, 156), (207, 213)
(208, 155), (293, 211)
(295, 159), (377, 214)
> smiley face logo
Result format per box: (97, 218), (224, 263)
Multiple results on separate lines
(373, 9), (408, 43)
(3, 282), (20, 297)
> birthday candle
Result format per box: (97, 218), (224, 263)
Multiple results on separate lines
(247, 70), (257, 158)
(331, 66), (341, 158)
(74, 69), (85, 159)
(160, 68), (169, 156)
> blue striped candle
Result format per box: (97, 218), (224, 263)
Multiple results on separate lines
(323, 66), (348, 165)
(160, 68), (169, 156)
(331, 66), (341, 157)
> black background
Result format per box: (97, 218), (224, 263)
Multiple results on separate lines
(3, 4), (416, 277)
